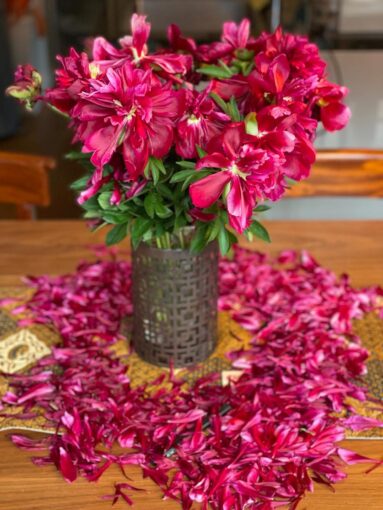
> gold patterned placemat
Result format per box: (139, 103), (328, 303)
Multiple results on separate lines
(0, 289), (382, 438)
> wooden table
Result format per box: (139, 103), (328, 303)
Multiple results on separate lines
(0, 220), (382, 510)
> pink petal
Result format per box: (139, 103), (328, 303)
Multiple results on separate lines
(59, 447), (77, 482)
(321, 102), (351, 131)
(337, 448), (375, 465)
(168, 409), (206, 424)
(343, 415), (383, 431)
(271, 54), (290, 93)
(131, 14), (150, 56)
(196, 153), (230, 171)
(17, 383), (55, 404)
(189, 171), (231, 208)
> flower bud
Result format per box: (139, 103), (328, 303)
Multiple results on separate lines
(6, 64), (42, 111)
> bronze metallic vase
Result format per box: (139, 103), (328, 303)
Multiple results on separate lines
(132, 241), (218, 367)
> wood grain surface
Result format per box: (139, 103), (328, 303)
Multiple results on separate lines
(286, 149), (383, 197)
(0, 220), (382, 287)
(0, 220), (382, 510)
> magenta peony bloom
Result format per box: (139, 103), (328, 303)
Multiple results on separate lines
(190, 124), (284, 233)
(221, 18), (251, 50)
(167, 24), (197, 54)
(44, 48), (92, 114)
(254, 105), (316, 180)
(174, 86), (230, 159)
(252, 27), (326, 80)
(196, 19), (254, 64)
(316, 81), (351, 131)
(72, 63), (183, 177)
(92, 14), (192, 77)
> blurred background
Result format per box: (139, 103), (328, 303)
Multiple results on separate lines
(1, 0), (383, 219)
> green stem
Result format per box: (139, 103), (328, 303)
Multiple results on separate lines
(47, 103), (70, 119)
(165, 232), (172, 249)
(178, 229), (185, 250)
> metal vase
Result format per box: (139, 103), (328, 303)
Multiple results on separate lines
(132, 241), (218, 367)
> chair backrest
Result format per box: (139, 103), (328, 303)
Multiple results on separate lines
(0, 150), (56, 219)
(286, 149), (383, 198)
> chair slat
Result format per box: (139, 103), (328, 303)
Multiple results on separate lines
(286, 149), (383, 198)
(0, 151), (56, 219)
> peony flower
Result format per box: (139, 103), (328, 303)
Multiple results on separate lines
(71, 62), (183, 177)
(252, 27), (326, 81)
(189, 124), (281, 233)
(174, 86), (230, 158)
(252, 105), (316, 180)
(316, 81), (351, 131)
(167, 24), (197, 54)
(92, 14), (192, 77)
(44, 48), (93, 114)
(221, 18), (251, 50)
(196, 18), (254, 64)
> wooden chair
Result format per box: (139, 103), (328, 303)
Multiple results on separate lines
(0, 150), (56, 219)
(286, 149), (383, 198)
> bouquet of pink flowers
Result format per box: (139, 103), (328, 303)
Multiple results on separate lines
(8, 14), (350, 253)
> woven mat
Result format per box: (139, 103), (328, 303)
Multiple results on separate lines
(0, 288), (382, 438)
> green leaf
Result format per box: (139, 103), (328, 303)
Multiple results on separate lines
(196, 65), (232, 79)
(151, 164), (160, 185)
(248, 220), (271, 243)
(83, 210), (101, 219)
(105, 223), (128, 246)
(245, 112), (259, 136)
(181, 169), (211, 192)
(227, 230), (238, 246)
(155, 223), (165, 238)
(210, 92), (229, 114)
(154, 201), (173, 219)
(245, 230), (254, 242)
(102, 211), (129, 224)
(235, 48), (254, 61)
(254, 204), (270, 213)
(190, 224), (208, 253)
(151, 157), (167, 175)
(80, 195), (99, 211)
(285, 177), (297, 186)
(218, 59), (234, 75)
(144, 193), (155, 218)
(97, 191), (113, 210)
(170, 168), (196, 183)
(206, 218), (221, 243)
(218, 226), (230, 255)
(176, 160), (195, 169)
(143, 157), (165, 184)
(241, 61), (254, 77)
(131, 218), (152, 248)
(144, 161), (151, 179)
(65, 151), (91, 160)
(157, 183), (174, 200)
(70, 175), (89, 191)
(228, 96), (241, 122)
(142, 229), (154, 243)
(196, 145), (207, 158)
(174, 213), (187, 231)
